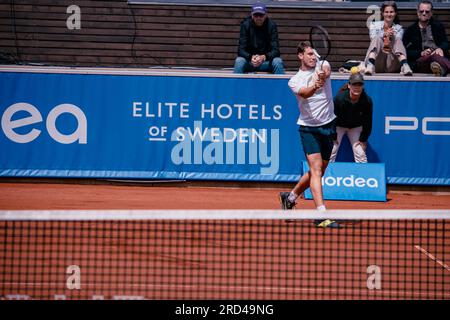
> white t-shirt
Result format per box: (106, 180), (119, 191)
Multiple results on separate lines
(288, 61), (336, 127)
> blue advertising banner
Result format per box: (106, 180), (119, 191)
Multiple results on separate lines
(0, 69), (449, 185)
(0, 71), (297, 181)
(303, 161), (387, 202)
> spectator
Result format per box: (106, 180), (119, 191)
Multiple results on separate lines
(364, 1), (413, 76)
(233, 3), (285, 74)
(403, 0), (450, 77)
(330, 72), (373, 163)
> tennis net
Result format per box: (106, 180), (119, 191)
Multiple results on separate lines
(1, 209), (449, 300)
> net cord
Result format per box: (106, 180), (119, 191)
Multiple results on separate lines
(1, 209), (450, 221)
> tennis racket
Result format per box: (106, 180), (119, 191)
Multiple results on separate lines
(309, 25), (331, 71)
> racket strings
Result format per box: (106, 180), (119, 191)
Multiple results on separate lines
(310, 26), (331, 62)
(311, 36), (329, 58)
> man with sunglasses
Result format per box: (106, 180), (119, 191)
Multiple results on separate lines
(233, 3), (285, 74)
(403, 0), (450, 76)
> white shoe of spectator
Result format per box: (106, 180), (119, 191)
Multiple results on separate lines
(401, 63), (413, 76)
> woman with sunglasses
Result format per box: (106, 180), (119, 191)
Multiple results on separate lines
(403, 0), (450, 77)
(364, 1), (413, 76)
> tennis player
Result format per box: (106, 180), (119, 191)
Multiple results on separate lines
(279, 41), (339, 228)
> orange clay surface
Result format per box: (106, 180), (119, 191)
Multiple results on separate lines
(0, 182), (449, 210)
(1, 182), (450, 300)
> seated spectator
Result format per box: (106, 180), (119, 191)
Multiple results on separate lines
(364, 1), (413, 76)
(330, 72), (373, 163)
(233, 3), (285, 74)
(403, 0), (450, 77)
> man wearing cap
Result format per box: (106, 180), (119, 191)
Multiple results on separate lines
(233, 3), (285, 74)
(329, 72), (373, 163)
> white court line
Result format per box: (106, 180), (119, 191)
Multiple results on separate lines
(3, 282), (450, 299)
(414, 245), (450, 273)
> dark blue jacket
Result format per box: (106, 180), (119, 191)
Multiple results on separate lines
(237, 16), (281, 62)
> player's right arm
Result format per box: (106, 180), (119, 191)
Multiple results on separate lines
(288, 72), (323, 100)
(299, 80), (323, 99)
(299, 73), (324, 99)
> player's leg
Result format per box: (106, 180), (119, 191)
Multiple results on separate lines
(279, 153), (327, 210)
(306, 153), (326, 208)
(313, 122), (340, 228)
(308, 154), (338, 228)
(279, 170), (309, 210)
(289, 127), (330, 210)
(279, 127), (317, 210)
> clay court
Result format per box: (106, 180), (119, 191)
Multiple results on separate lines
(1, 181), (450, 210)
(1, 181), (450, 300)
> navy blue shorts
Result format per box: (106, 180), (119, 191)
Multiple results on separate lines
(299, 120), (336, 161)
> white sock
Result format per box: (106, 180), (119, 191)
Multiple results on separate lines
(288, 192), (298, 203)
(316, 205), (326, 212)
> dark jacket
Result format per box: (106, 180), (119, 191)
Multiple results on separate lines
(237, 16), (281, 62)
(333, 89), (373, 142)
(402, 18), (450, 69)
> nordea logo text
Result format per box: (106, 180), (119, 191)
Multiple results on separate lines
(322, 175), (379, 188)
